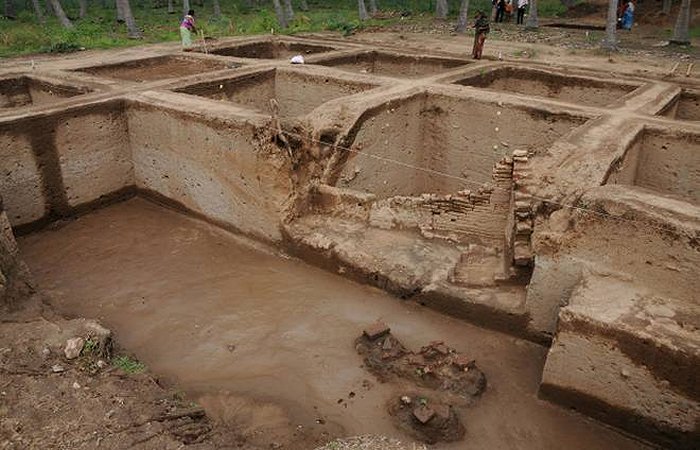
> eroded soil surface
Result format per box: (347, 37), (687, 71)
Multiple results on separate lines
(0, 305), (249, 449)
(17, 198), (650, 449)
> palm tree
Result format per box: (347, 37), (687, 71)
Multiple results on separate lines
(116, 0), (141, 38)
(436, 0), (448, 19)
(525, 0), (538, 28)
(358, 0), (368, 20)
(4, 0), (16, 19)
(31, 0), (45, 23)
(662, 0), (672, 14)
(273, 0), (287, 27)
(456, 0), (470, 32)
(670, 0), (691, 45)
(368, 0), (377, 15)
(48, 0), (73, 28)
(283, 0), (294, 22)
(601, 0), (618, 49)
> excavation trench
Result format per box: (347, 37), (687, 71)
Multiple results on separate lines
(2, 42), (694, 449)
(17, 198), (645, 450)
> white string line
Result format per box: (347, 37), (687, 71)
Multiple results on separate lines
(279, 128), (689, 237)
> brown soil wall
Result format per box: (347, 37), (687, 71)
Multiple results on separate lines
(0, 100), (133, 230)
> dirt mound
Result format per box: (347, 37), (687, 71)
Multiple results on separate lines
(355, 322), (487, 403)
(0, 314), (252, 449)
(387, 395), (465, 444)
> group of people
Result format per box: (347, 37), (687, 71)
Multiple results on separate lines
(492, 0), (530, 25)
(472, 0), (530, 59)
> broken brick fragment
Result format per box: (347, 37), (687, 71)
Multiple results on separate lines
(451, 354), (475, 370)
(412, 405), (435, 424)
(363, 321), (390, 340)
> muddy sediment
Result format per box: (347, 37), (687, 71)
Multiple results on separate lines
(17, 199), (649, 449)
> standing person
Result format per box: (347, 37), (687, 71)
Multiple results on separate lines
(495, 0), (506, 22)
(180, 9), (197, 50)
(517, 0), (528, 25)
(620, 0), (635, 30)
(505, 0), (514, 22)
(472, 11), (490, 59)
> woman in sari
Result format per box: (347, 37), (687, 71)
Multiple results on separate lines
(472, 11), (490, 60)
(180, 9), (197, 50)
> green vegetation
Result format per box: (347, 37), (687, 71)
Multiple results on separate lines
(0, 0), (594, 58)
(112, 354), (146, 374)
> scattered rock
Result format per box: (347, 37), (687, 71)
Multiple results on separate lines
(51, 364), (65, 373)
(388, 395), (464, 444)
(412, 405), (435, 424)
(356, 327), (486, 402)
(64, 337), (85, 360)
(363, 321), (390, 340)
(72, 381), (81, 389)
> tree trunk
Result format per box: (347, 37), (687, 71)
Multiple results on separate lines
(455, 0), (469, 32)
(670, 0), (690, 44)
(4, 0), (16, 19)
(435, 0), (448, 19)
(273, 0), (287, 27)
(31, 0), (46, 23)
(283, 0), (293, 22)
(79, 0), (87, 18)
(601, 0), (618, 49)
(368, 0), (377, 15)
(559, 0), (576, 8)
(48, 0), (73, 28)
(167, 0), (173, 13)
(116, 0), (141, 37)
(116, 0), (125, 21)
(182, 0), (189, 15)
(299, 0), (308, 11)
(212, 0), (221, 17)
(662, 0), (672, 14)
(525, 0), (538, 28)
(358, 0), (368, 20)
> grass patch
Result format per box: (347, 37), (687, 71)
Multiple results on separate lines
(113, 354), (146, 374)
(0, 0), (582, 58)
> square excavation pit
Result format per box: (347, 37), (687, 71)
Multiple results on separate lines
(75, 55), (237, 82)
(660, 89), (700, 122)
(607, 130), (700, 205)
(174, 69), (376, 120)
(314, 51), (471, 78)
(0, 76), (90, 109)
(207, 39), (336, 59)
(454, 67), (638, 107)
(336, 93), (587, 198)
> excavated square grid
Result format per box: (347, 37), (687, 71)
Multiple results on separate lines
(454, 66), (639, 107)
(205, 39), (338, 59)
(660, 89), (700, 122)
(313, 50), (471, 78)
(336, 92), (588, 198)
(173, 68), (377, 120)
(607, 129), (700, 205)
(75, 55), (238, 82)
(0, 76), (91, 109)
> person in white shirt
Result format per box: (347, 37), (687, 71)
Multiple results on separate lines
(516, 0), (528, 25)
